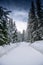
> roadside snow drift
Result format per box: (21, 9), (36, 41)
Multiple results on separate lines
(31, 40), (43, 53)
(0, 42), (20, 57)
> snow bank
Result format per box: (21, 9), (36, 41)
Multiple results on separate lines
(31, 40), (43, 54)
(0, 42), (20, 57)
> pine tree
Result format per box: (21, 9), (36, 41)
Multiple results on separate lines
(0, 6), (11, 45)
(12, 22), (18, 43)
(2, 19), (9, 44)
(17, 32), (22, 42)
(0, 20), (4, 45)
(22, 30), (25, 41)
(27, 1), (38, 43)
(8, 18), (14, 43)
(36, 0), (43, 39)
(27, 0), (43, 43)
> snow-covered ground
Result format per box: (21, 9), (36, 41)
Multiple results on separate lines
(0, 42), (20, 57)
(31, 40), (43, 54)
(0, 42), (43, 65)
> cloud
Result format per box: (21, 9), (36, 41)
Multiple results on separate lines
(9, 9), (28, 32)
(10, 10), (28, 22)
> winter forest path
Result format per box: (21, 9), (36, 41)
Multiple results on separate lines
(0, 42), (43, 65)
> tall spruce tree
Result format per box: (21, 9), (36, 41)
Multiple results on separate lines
(27, 1), (38, 42)
(22, 30), (25, 41)
(12, 22), (18, 43)
(0, 6), (11, 45)
(2, 19), (8, 44)
(8, 18), (14, 43)
(36, 0), (43, 39)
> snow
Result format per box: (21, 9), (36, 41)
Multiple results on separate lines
(31, 40), (43, 53)
(0, 42), (20, 57)
(0, 42), (43, 65)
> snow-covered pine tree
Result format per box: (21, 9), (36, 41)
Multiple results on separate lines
(22, 30), (25, 41)
(0, 6), (10, 45)
(27, 20), (31, 42)
(17, 32), (22, 42)
(0, 19), (4, 45)
(8, 18), (14, 43)
(2, 19), (9, 44)
(12, 22), (18, 43)
(36, 0), (43, 39)
(27, 1), (38, 43)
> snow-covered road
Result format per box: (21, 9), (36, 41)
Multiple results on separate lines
(0, 42), (43, 65)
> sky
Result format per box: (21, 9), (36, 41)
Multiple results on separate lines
(0, 0), (43, 33)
